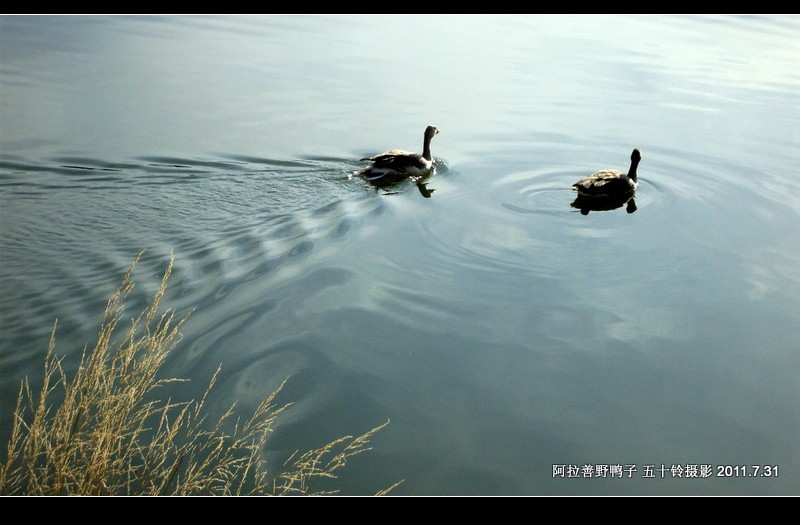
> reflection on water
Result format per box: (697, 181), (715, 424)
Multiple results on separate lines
(1, 15), (800, 495)
(355, 166), (442, 199)
(571, 194), (638, 215)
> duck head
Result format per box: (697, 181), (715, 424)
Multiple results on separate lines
(425, 125), (440, 140)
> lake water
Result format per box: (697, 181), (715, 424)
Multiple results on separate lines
(1, 15), (799, 495)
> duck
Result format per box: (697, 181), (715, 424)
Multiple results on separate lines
(572, 148), (641, 197)
(358, 125), (440, 186)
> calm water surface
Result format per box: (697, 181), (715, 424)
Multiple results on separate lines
(1, 15), (799, 495)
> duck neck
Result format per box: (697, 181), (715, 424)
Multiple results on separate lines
(422, 136), (433, 162)
(628, 159), (640, 182)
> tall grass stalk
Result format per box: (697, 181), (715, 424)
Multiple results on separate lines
(0, 252), (396, 495)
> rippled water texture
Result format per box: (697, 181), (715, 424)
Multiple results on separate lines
(1, 15), (799, 495)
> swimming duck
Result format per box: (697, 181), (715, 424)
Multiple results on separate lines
(572, 148), (641, 197)
(359, 125), (440, 185)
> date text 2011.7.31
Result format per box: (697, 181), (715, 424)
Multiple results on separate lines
(716, 465), (779, 477)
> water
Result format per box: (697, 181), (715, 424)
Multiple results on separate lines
(1, 15), (799, 495)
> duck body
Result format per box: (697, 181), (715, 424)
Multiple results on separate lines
(572, 169), (637, 197)
(572, 148), (641, 198)
(359, 125), (439, 187)
(359, 150), (434, 182)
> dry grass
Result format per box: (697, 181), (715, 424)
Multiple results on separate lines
(0, 252), (398, 496)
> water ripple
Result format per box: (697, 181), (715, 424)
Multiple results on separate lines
(0, 151), (385, 379)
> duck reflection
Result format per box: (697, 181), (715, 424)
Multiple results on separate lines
(362, 172), (436, 198)
(570, 192), (637, 215)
